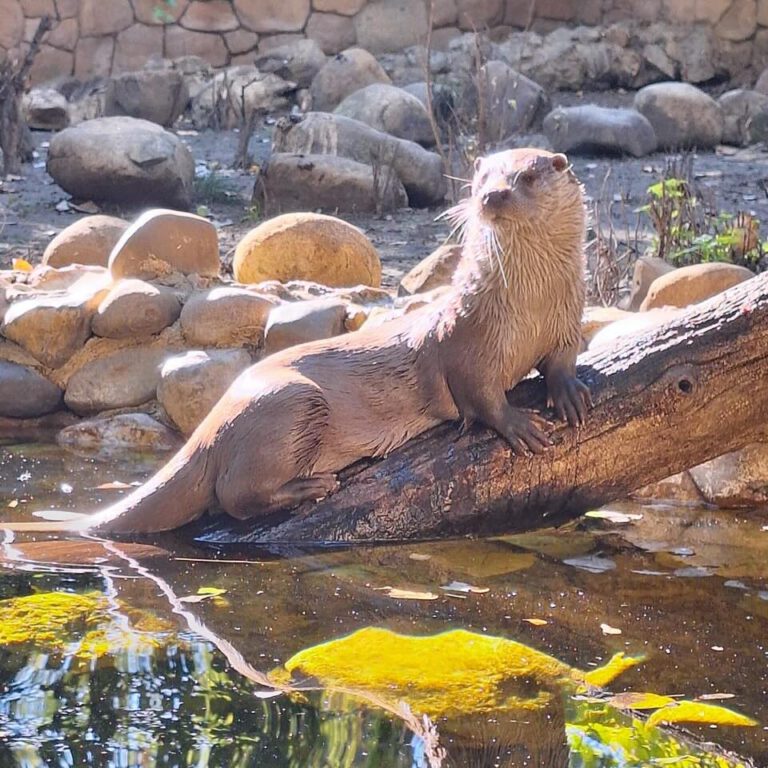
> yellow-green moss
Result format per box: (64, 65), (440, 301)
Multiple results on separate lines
(275, 627), (641, 719)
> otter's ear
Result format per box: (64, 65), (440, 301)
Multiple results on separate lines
(474, 157), (483, 173)
(551, 153), (569, 172)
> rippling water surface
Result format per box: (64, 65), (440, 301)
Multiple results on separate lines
(0, 442), (766, 767)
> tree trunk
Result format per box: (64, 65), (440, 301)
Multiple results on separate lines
(195, 272), (768, 546)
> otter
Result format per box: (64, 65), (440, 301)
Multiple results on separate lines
(8, 148), (590, 536)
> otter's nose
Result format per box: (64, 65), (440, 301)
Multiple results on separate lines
(482, 186), (512, 209)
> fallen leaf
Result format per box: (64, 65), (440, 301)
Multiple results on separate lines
(12, 258), (32, 272)
(254, 689), (282, 699)
(524, 618), (548, 626)
(440, 581), (489, 594)
(697, 693), (736, 701)
(375, 587), (439, 601)
(647, 701), (757, 728)
(408, 553), (431, 561)
(70, 200), (99, 214)
(607, 692), (677, 710)
(563, 555), (616, 573)
(179, 586), (228, 604)
(585, 509), (642, 524)
(92, 481), (133, 490)
(600, 623), (622, 635)
(7, 500), (18, 508)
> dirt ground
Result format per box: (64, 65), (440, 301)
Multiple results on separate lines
(2, 92), (768, 292)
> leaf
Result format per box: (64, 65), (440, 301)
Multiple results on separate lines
(524, 618), (548, 626)
(697, 693), (736, 701)
(12, 258), (32, 272)
(600, 623), (622, 636)
(440, 581), (489, 594)
(563, 555), (616, 573)
(408, 553), (431, 561)
(197, 587), (227, 596)
(606, 692), (677, 710)
(376, 587), (439, 601)
(647, 700), (757, 728)
(92, 481), (133, 490)
(585, 509), (642, 524)
(178, 586), (228, 604)
(6, 499), (18, 508)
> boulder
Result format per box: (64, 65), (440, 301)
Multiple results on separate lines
(353, 0), (429, 53)
(309, 47), (392, 112)
(2, 295), (98, 368)
(273, 112), (446, 207)
(588, 307), (683, 350)
(189, 66), (296, 129)
(64, 346), (169, 415)
(633, 82), (724, 149)
(0, 361), (63, 418)
(22, 88), (69, 131)
(234, 212), (381, 287)
(157, 349), (252, 435)
(109, 209), (220, 280)
(334, 83), (434, 146)
(264, 298), (349, 354)
(717, 88), (768, 146)
(47, 117), (195, 208)
(477, 61), (548, 141)
(104, 69), (190, 128)
(580, 306), (634, 346)
(755, 66), (768, 96)
(631, 471), (705, 505)
(253, 38), (327, 88)
(640, 262), (755, 311)
(179, 287), (275, 347)
(398, 243), (462, 296)
(92, 279), (182, 339)
(543, 105), (657, 157)
(255, 152), (408, 214)
(627, 255), (675, 311)
(42, 215), (130, 269)
(57, 412), (182, 452)
(689, 443), (768, 508)
(27, 265), (111, 294)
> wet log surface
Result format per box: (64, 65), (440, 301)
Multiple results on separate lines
(194, 272), (768, 546)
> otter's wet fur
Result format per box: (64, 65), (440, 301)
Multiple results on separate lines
(8, 148), (590, 536)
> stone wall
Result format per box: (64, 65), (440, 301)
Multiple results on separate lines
(2, 0), (767, 85)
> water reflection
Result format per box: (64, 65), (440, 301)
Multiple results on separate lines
(0, 444), (766, 767)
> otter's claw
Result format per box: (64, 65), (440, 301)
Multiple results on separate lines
(547, 375), (592, 426)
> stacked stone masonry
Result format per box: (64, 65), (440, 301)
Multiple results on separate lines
(3, 0), (768, 85)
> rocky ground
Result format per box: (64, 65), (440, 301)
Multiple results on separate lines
(3, 91), (768, 291)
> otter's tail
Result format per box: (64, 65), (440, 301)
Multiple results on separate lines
(2, 441), (217, 536)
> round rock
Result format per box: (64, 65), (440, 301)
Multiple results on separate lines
(264, 298), (349, 354)
(0, 361), (63, 418)
(157, 349), (252, 435)
(399, 243), (463, 296)
(309, 47), (392, 112)
(47, 116), (195, 208)
(64, 347), (170, 415)
(92, 279), (182, 340)
(109, 209), (220, 280)
(2, 295), (96, 369)
(234, 212), (382, 287)
(104, 69), (190, 128)
(717, 89), (768, 146)
(42, 215), (130, 269)
(57, 412), (182, 452)
(253, 38), (327, 88)
(179, 287), (275, 347)
(633, 82), (724, 149)
(690, 443), (768, 508)
(255, 153), (408, 215)
(640, 262), (754, 310)
(334, 83), (434, 146)
(543, 105), (657, 157)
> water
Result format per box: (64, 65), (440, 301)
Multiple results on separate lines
(0, 443), (767, 767)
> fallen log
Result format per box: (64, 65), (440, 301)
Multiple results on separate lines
(196, 272), (768, 546)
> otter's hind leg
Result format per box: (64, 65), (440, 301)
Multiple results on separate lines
(213, 377), (334, 520)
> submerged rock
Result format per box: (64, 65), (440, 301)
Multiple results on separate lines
(57, 412), (181, 451)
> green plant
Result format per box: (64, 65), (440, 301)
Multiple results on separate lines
(193, 170), (237, 206)
(641, 159), (764, 270)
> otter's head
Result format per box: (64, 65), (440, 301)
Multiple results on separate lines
(472, 148), (575, 226)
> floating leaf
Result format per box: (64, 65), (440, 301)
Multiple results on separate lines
(563, 555), (616, 573)
(92, 481), (133, 490)
(647, 700), (757, 728)
(381, 587), (439, 601)
(585, 509), (642, 524)
(600, 623), (622, 636)
(524, 618), (548, 626)
(12, 258), (32, 272)
(583, 653), (643, 688)
(698, 693), (736, 701)
(606, 692), (677, 710)
(408, 553), (431, 561)
(179, 586), (228, 604)
(440, 581), (489, 594)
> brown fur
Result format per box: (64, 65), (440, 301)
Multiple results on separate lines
(8, 149), (590, 536)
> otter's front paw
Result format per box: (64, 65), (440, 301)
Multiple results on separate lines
(547, 375), (592, 426)
(500, 408), (553, 455)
